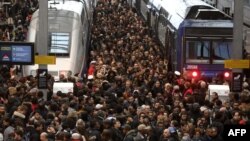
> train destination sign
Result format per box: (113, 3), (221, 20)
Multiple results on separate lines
(0, 42), (34, 65)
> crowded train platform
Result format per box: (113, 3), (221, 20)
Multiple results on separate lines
(0, 0), (250, 141)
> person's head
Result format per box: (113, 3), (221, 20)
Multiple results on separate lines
(3, 116), (12, 127)
(34, 121), (43, 132)
(0, 104), (5, 115)
(164, 83), (172, 92)
(143, 116), (150, 125)
(62, 132), (71, 140)
(184, 81), (191, 89)
(232, 111), (242, 122)
(155, 80), (161, 87)
(211, 92), (219, 101)
(59, 74), (65, 80)
(34, 111), (42, 120)
(200, 81), (207, 88)
(101, 129), (113, 140)
(180, 112), (188, 121)
(37, 90), (44, 98)
(14, 127), (24, 141)
(196, 118), (204, 127)
(128, 96), (134, 103)
(76, 119), (85, 129)
(148, 111), (155, 120)
(162, 128), (171, 138)
(205, 127), (212, 136)
(113, 119), (121, 129)
(137, 124), (147, 134)
(89, 119), (100, 129)
(233, 102), (240, 110)
(203, 109), (210, 118)
(194, 128), (203, 137)
(122, 124), (131, 134)
(40, 132), (48, 141)
(125, 80), (132, 88)
(71, 133), (83, 141)
(170, 120), (178, 127)
(210, 127), (219, 137)
(242, 82), (249, 90)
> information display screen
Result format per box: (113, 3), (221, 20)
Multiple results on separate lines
(0, 42), (34, 65)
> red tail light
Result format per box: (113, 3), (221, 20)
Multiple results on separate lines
(224, 72), (230, 78)
(192, 71), (198, 77)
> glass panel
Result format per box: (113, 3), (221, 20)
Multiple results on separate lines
(49, 32), (70, 54)
(186, 41), (210, 63)
(157, 16), (166, 46)
(212, 41), (232, 60)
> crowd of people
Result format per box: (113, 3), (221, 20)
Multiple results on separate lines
(0, 0), (250, 141)
(0, 0), (37, 41)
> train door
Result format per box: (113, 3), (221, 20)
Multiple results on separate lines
(165, 27), (176, 71)
(149, 10), (156, 32)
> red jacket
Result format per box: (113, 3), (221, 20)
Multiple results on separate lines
(184, 88), (193, 97)
(88, 64), (95, 76)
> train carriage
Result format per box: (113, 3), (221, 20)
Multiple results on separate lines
(23, 0), (94, 80)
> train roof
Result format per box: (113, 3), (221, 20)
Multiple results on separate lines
(31, 0), (85, 21)
(161, 0), (213, 18)
(152, 0), (231, 29)
(48, 0), (85, 15)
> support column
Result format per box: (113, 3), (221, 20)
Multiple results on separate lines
(232, 0), (244, 92)
(37, 0), (48, 101)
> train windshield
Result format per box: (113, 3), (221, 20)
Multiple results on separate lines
(186, 40), (232, 64)
(48, 32), (70, 54)
(186, 41), (210, 64)
(212, 41), (231, 63)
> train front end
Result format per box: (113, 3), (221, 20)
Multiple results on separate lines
(179, 19), (233, 83)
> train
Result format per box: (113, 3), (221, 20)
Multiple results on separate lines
(134, 0), (234, 82)
(23, 0), (97, 80)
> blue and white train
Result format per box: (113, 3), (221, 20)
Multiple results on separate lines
(135, 0), (234, 81)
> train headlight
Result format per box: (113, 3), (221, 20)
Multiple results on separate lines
(224, 72), (230, 78)
(192, 71), (198, 78)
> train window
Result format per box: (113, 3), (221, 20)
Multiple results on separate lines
(186, 41), (209, 64)
(141, 0), (149, 19)
(212, 41), (232, 63)
(48, 32), (70, 55)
